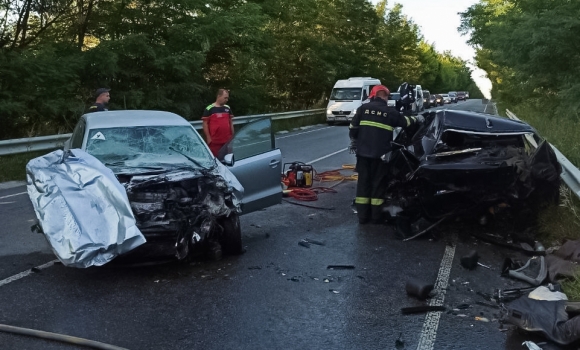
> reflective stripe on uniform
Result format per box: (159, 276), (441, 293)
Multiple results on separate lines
(359, 120), (393, 131)
(206, 103), (215, 110)
(355, 197), (370, 204)
(371, 198), (384, 206)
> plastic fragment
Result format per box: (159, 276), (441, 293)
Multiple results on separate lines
(522, 341), (542, 350)
(475, 316), (489, 322)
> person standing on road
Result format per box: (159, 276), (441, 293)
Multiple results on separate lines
(202, 89), (235, 157)
(87, 88), (111, 113)
(349, 85), (424, 224)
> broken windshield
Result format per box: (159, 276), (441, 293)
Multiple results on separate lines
(85, 126), (214, 169)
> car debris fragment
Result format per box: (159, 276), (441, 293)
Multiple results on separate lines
(327, 265), (354, 270)
(401, 306), (446, 315)
(405, 278), (434, 300)
(460, 250), (479, 270)
(502, 296), (580, 345)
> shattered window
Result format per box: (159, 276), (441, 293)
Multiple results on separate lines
(85, 126), (214, 168)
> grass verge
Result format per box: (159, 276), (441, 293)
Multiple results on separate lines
(0, 150), (54, 183)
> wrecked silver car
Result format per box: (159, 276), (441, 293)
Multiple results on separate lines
(27, 111), (282, 267)
(382, 109), (561, 236)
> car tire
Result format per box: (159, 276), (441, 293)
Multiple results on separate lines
(219, 213), (244, 255)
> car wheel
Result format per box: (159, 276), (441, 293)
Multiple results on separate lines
(219, 213), (244, 255)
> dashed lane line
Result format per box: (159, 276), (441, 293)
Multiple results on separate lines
(276, 126), (334, 140)
(416, 243), (456, 350)
(0, 191), (27, 199)
(306, 148), (348, 165)
(0, 260), (59, 288)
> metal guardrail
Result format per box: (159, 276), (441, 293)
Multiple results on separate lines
(0, 109), (325, 156)
(506, 109), (580, 200)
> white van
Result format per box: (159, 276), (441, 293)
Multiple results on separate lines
(326, 77), (381, 125)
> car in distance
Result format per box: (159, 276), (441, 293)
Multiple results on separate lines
(440, 93), (451, 104)
(26, 110), (283, 267)
(448, 92), (458, 103)
(431, 94), (444, 107)
(428, 94), (437, 108)
(422, 90), (431, 109)
(457, 91), (466, 101)
(388, 92), (401, 108)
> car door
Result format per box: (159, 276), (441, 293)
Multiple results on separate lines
(223, 118), (282, 214)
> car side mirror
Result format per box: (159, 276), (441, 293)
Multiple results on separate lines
(221, 153), (235, 166)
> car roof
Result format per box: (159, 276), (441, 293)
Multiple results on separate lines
(82, 110), (192, 129)
(438, 109), (536, 133)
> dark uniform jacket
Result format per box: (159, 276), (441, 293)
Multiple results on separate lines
(87, 103), (108, 113)
(349, 97), (419, 159)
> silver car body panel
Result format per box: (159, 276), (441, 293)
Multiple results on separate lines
(26, 149), (147, 268)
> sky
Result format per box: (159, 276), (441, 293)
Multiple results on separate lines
(370, 0), (492, 97)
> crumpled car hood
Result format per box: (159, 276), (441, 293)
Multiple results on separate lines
(26, 149), (146, 268)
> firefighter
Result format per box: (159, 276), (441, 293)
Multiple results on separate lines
(349, 85), (424, 224)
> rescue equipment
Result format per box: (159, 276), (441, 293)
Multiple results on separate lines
(283, 162), (314, 188)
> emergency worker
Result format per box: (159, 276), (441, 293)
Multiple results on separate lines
(202, 89), (235, 157)
(349, 85), (424, 224)
(87, 88), (110, 113)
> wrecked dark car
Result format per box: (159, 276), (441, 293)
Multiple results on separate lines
(26, 111), (282, 267)
(382, 109), (561, 236)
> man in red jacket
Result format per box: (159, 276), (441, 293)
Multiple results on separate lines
(202, 89), (235, 156)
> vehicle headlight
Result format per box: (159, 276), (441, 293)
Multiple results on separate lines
(351, 109), (357, 115)
(327, 109), (332, 115)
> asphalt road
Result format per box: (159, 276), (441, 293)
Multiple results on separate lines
(0, 100), (563, 350)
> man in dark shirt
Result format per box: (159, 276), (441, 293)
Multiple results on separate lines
(87, 88), (110, 113)
(349, 85), (424, 224)
(202, 89), (234, 157)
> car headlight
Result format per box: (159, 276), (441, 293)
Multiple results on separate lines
(327, 109), (332, 115)
(351, 108), (357, 115)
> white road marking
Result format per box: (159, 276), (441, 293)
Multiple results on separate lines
(416, 243), (456, 350)
(0, 260), (59, 288)
(307, 148), (348, 164)
(0, 191), (27, 199)
(0, 201), (15, 205)
(276, 126), (334, 140)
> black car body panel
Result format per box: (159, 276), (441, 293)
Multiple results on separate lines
(382, 110), (561, 228)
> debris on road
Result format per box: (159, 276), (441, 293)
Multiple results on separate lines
(477, 262), (491, 269)
(401, 306), (446, 315)
(460, 250), (479, 270)
(522, 341), (543, 350)
(405, 278), (434, 300)
(327, 265), (354, 270)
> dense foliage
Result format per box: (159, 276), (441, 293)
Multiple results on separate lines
(460, 0), (580, 119)
(0, 0), (480, 139)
